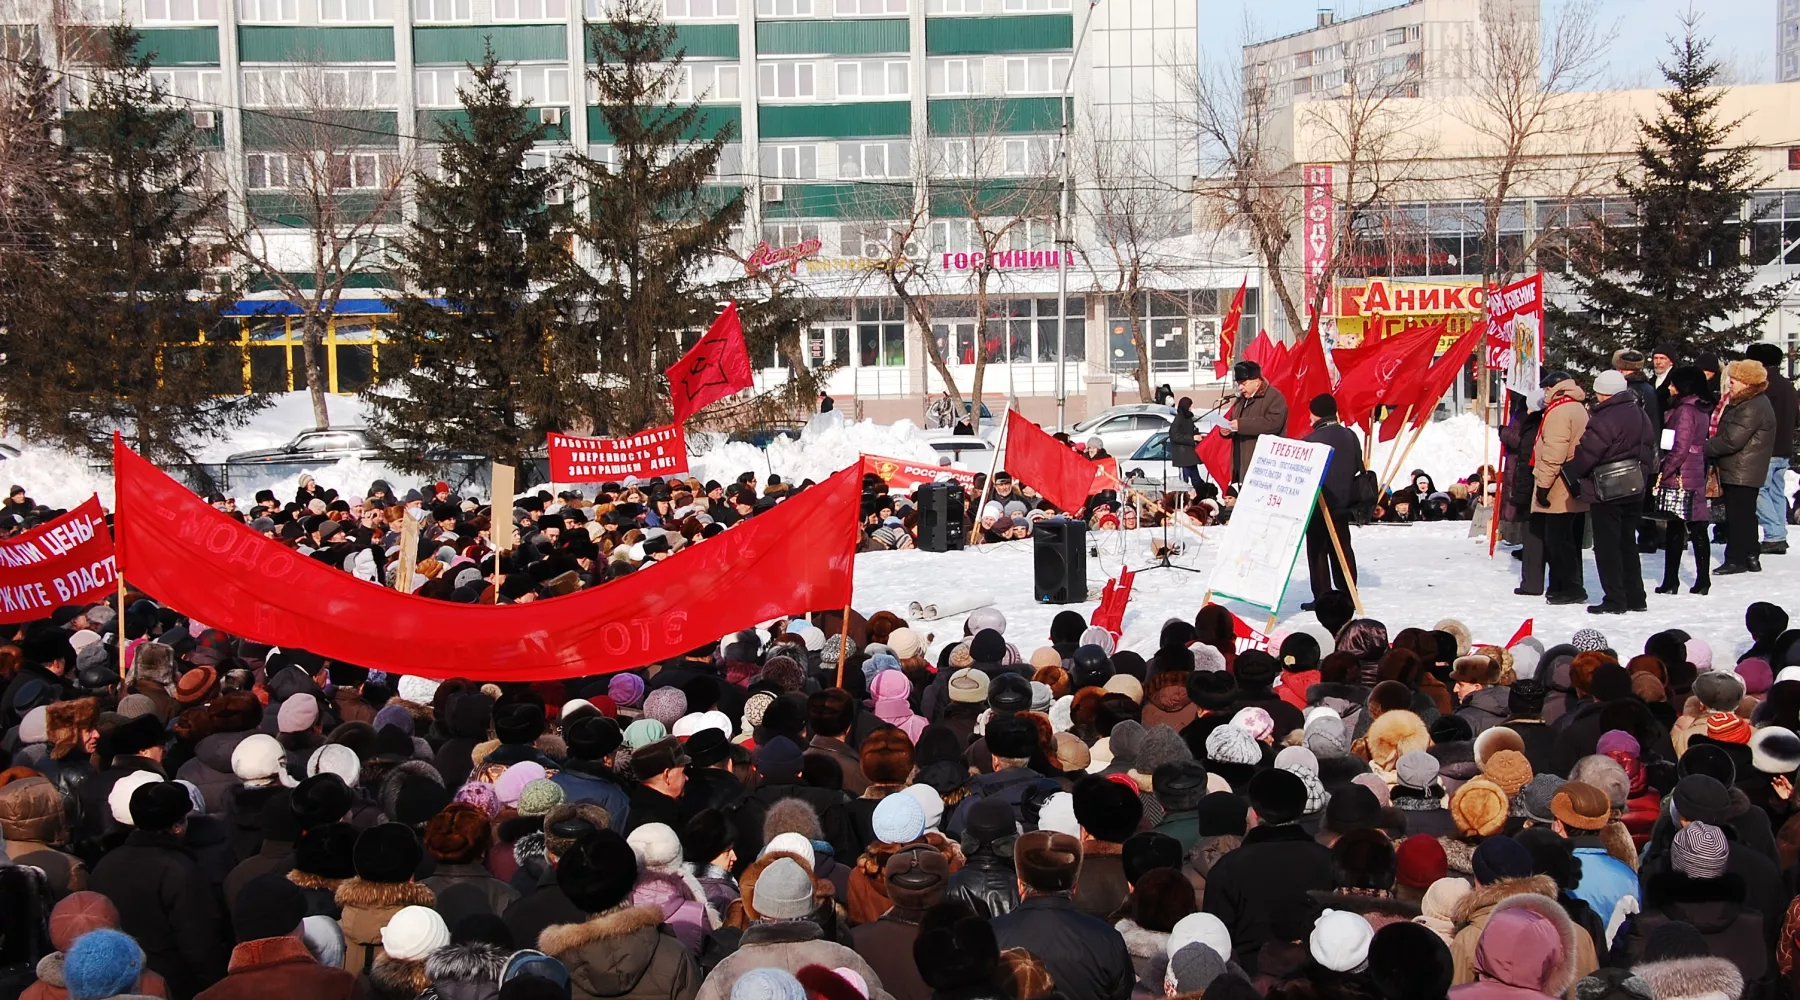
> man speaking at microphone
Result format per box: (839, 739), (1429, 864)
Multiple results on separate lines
(1222, 360), (1288, 486)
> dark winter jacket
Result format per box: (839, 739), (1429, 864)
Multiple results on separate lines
(424, 862), (521, 928)
(1567, 391), (1655, 505)
(1768, 368), (1796, 459)
(1072, 843), (1130, 920)
(992, 894), (1135, 1000)
(1624, 370), (1662, 430)
(944, 846), (1020, 918)
(419, 941), (508, 1000)
(1304, 420), (1365, 511)
(851, 906), (932, 1000)
(1500, 408), (1544, 524)
(945, 768), (1043, 840)
(1708, 381), (1777, 487)
(504, 867), (587, 956)
(1658, 395), (1712, 522)
(1170, 409), (1200, 469)
(176, 732), (255, 817)
(1200, 822), (1334, 968)
(1454, 687), (1511, 735)
(539, 903), (699, 1000)
(88, 828), (231, 999)
(1611, 870), (1767, 991)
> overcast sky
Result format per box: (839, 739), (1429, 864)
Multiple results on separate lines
(1196, 0), (1778, 88)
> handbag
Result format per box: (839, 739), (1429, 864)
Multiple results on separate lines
(1589, 457), (1646, 502)
(1654, 485), (1693, 520)
(1705, 466), (1723, 499)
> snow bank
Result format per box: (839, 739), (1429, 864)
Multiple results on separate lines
(1371, 413), (1501, 488)
(686, 417), (944, 486)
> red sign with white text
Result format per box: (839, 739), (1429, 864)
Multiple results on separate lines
(861, 454), (977, 491)
(0, 496), (117, 623)
(548, 425), (688, 482)
(1302, 164), (1334, 317)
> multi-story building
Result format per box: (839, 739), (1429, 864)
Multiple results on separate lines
(11, 0), (1230, 425)
(1783, 0), (1800, 81)
(1242, 0), (1537, 111)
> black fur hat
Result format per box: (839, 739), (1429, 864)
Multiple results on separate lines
(1367, 922), (1455, 1000)
(558, 829), (638, 914)
(1329, 828), (1397, 891)
(128, 781), (191, 832)
(1120, 831), (1182, 885)
(1072, 775), (1142, 844)
(914, 913), (1000, 991)
(1246, 768), (1307, 825)
(291, 774), (354, 831)
(294, 821), (358, 879)
(353, 822), (423, 883)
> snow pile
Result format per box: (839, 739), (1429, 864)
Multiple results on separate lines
(0, 451), (116, 510)
(686, 417), (947, 486)
(1372, 414), (1501, 488)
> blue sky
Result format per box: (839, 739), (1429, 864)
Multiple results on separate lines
(1197, 0), (1777, 87)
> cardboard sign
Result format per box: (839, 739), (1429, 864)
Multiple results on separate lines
(490, 463), (516, 552)
(1206, 436), (1331, 613)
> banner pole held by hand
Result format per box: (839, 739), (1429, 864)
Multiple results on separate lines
(836, 601), (851, 689)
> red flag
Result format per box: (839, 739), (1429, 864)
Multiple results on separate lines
(1372, 322), (1483, 442)
(111, 435), (862, 680)
(1215, 280), (1247, 380)
(1227, 608), (1271, 653)
(1504, 618), (1533, 648)
(667, 302), (754, 424)
(1243, 330), (1277, 369)
(1266, 340), (1291, 383)
(1195, 427), (1233, 489)
(1334, 321), (1445, 430)
(1091, 567), (1135, 639)
(1004, 410), (1101, 513)
(1276, 317), (1335, 438)
(1090, 456), (1122, 495)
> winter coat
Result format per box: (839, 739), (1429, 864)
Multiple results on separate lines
(418, 941), (508, 1000)
(1658, 394), (1713, 521)
(737, 778), (860, 865)
(694, 920), (891, 1000)
(1450, 877), (1597, 995)
(1391, 785), (1457, 838)
(629, 868), (715, 956)
(944, 847), (1021, 919)
(1305, 890), (1421, 934)
(806, 736), (868, 796)
(176, 732), (255, 816)
(1622, 791), (1661, 849)
(423, 862), (520, 929)
(367, 947), (429, 998)
(549, 760), (632, 828)
(1073, 843), (1131, 920)
(1501, 409), (1545, 524)
(1567, 839), (1637, 930)
(1631, 956), (1745, 1000)
(88, 828), (230, 999)
(193, 935), (359, 1000)
(1568, 391), (1656, 505)
(1200, 822), (1334, 968)
(1449, 892), (1584, 1000)
(1625, 370), (1662, 430)
(1228, 385), (1290, 480)
(1708, 381), (1777, 487)
(945, 768), (1042, 840)
(223, 840), (293, 919)
(1113, 917), (1171, 980)
(539, 903), (699, 1000)
(1612, 871), (1766, 992)
(1152, 810), (1201, 855)
(1169, 408), (1200, 469)
(334, 878), (436, 978)
(1532, 381), (1590, 514)
(1143, 677), (1199, 732)
(1274, 671), (1321, 715)
(852, 907), (932, 1000)
(20, 954), (168, 1000)
(1305, 420), (1365, 511)
(992, 894), (1135, 1000)
(224, 782), (286, 864)
(1456, 687), (1512, 735)
(504, 868), (586, 959)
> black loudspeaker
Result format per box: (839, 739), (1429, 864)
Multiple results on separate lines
(916, 482), (966, 553)
(1033, 518), (1087, 604)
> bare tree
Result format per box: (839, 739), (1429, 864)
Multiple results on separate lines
(228, 58), (411, 428)
(1077, 109), (1198, 401)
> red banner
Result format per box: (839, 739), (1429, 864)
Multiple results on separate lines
(1216, 280), (1246, 380)
(1196, 428), (1233, 489)
(1243, 330), (1278, 370)
(0, 496), (117, 623)
(1004, 410), (1100, 513)
(1334, 320), (1446, 430)
(1091, 567), (1134, 639)
(1229, 608), (1271, 654)
(1301, 164), (1334, 317)
(667, 302), (755, 424)
(112, 437), (862, 680)
(1273, 316), (1334, 439)
(548, 425), (688, 482)
(861, 454), (977, 491)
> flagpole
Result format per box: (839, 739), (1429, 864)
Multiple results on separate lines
(1377, 405), (1416, 487)
(1318, 496), (1364, 616)
(969, 403), (1012, 545)
(836, 601), (852, 689)
(117, 574), (127, 681)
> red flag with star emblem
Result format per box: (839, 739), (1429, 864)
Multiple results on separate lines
(667, 302), (755, 424)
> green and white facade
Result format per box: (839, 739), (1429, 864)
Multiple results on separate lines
(16, 0), (1246, 421)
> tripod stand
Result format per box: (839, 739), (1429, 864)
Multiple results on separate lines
(1130, 482), (1203, 574)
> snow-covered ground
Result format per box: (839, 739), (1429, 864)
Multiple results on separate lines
(853, 521), (1762, 669)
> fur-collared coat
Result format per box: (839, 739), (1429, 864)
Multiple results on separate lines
(693, 920), (893, 1000)
(334, 878), (436, 977)
(1632, 956), (1745, 1000)
(540, 904), (698, 1000)
(419, 941), (509, 1000)
(1449, 893), (1583, 1000)
(1450, 877), (1597, 999)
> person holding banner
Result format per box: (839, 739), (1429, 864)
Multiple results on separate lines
(1223, 361), (1288, 486)
(1302, 394), (1362, 609)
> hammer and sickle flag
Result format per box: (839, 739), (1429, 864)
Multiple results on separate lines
(667, 301), (756, 424)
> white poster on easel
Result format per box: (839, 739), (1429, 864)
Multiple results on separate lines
(1207, 435), (1332, 614)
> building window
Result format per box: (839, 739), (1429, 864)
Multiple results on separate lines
(1001, 0), (1065, 10)
(930, 218), (973, 253)
(242, 67), (398, 107)
(857, 299), (905, 367)
(1001, 136), (1052, 175)
(839, 140), (909, 178)
(927, 0), (976, 10)
(755, 0), (809, 15)
(665, 0), (735, 14)
(149, 68), (223, 104)
(413, 0), (470, 20)
(493, 0), (565, 19)
(927, 57), (977, 95)
(1002, 55), (1069, 94)
(835, 59), (908, 99)
(760, 143), (817, 179)
(1291, 50), (1312, 70)
(331, 152), (398, 189)
(237, 0), (294, 21)
(761, 223), (820, 247)
(757, 60), (816, 99)
(512, 65), (570, 105)
(414, 68), (470, 107)
(320, 0), (389, 20)
(246, 152), (292, 188)
(834, 0), (902, 12)
(1751, 191), (1800, 265)
(680, 62), (740, 101)
(847, 221), (919, 258)
(143, 0), (217, 20)
(932, 138), (971, 176)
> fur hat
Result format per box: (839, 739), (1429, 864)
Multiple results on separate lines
(1129, 866), (1197, 933)
(1471, 836), (1533, 883)
(381, 905), (449, 962)
(1450, 776), (1510, 838)
(626, 822), (684, 872)
(1550, 781), (1611, 831)
(1366, 710), (1429, 768)
(1452, 654), (1501, 686)
(294, 822), (358, 879)
(1014, 830), (1082, 893)
(354, 823), (423, 883)
(559, 828), (639, 913)
(423, 803), (491, 864)
(1072, 775), (1142, 843)
(1752, 725), (1800, 774)
(1568, 755), (1630, 810)
(1246, 768), (1308, 825)
(1367, 922), (1455, 1000)
(1729, 358), (1769, 386)
(233, 872), (308, 942)
(124, 779), (190, 832)
(914, 916), (1000, 992)
(762, 797), (825, 844)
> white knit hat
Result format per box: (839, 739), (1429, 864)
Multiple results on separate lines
(380, 905), (449, 961)
(1163, 912), (1233, 994)
(901, 784), (945, 834)
(396, 675), (440, 705)
(108, 772), (164, 826)
(1310, 908), (1373, 972)
(308, 744), (362, 785)
(627, 822), (684, 872)
(231, 734), (297, 786)
(760, 832), (816, 869)
(1037, 791), (1080, 837)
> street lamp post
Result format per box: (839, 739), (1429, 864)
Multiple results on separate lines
(1053, 0), (1100, 433)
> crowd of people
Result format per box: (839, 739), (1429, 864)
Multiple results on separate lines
(1, 511), (1800, 1000)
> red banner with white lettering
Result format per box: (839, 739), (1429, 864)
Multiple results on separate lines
(667, 302), (755, 424)
(861, 454), (977, 491)
(112, 436), (861, 680)
(1486, 273), (1543, 393)
(1301, 164), (1334, 317)
(548, 425), (688, 482)
(0, 496), (117, 623)
(1229, 607), (1271, 654)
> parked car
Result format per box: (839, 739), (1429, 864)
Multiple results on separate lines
(920, 430), (1002, 470)
(1070, 403), (1178, 459)
(225, 427), (384, 467)
(1119, 413), (1230, 494)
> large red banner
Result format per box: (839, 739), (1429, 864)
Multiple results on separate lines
(1334, 320), (1446, 430)
(1215, 280), (1246, 380)
(668, 302), (755, 424)
(0, 496), (117, 623)
(861, 454), (977, 491)
(548, 425), (688, 482)
(1301, 164), (1334, 317)
(1004, 411), (1102, 513)
(112, 437), (861, 680)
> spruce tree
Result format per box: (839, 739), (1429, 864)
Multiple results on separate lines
(0, 26), (266, 463)
(573, 0), (820, 434)
(364, 50), (584, 470)
(1547, 26), (1787, 372)
(0, 58), (64, 344)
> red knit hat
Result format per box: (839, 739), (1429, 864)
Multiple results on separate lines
(1395, 834), (1447, 890)
(1705, 712), (1751, 745)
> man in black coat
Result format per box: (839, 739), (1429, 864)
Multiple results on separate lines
(1567, 370), (1655, 614)
(3, 630), (75, 729)
(732, 736), (860, 862)
(992, 830), (1134, 1000)
(1746, 342), (1795, 555)
(1201, 769), (1334, 969)
(1302, 393), (1363, 608)
(89, 780), (229, 999)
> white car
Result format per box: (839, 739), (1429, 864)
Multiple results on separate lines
(1070, 403), (1178, 459)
